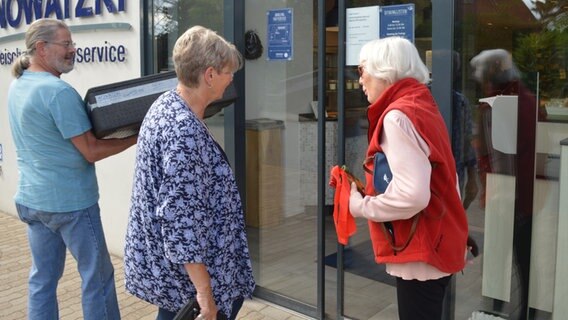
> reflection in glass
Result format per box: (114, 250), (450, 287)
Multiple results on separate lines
(455, 1), (567, 319)
(153, 0), (224, 72)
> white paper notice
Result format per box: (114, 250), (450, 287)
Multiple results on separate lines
(479, 95), (519, 155)
(346, 6), (379, 66)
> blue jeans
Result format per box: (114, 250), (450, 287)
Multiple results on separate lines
(157, 297), (244, 320)
(16, 203), (120, 320)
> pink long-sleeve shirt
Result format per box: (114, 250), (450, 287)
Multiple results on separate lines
(350, 109), (461, 280)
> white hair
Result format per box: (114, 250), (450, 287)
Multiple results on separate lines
(359, 36), (430, 85)
(470, 49), (519, 83)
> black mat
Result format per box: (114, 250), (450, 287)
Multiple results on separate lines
(324, 241), (396, 286)
(324, 231), (484, 285)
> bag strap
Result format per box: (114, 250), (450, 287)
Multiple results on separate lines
(380, 215), (420, 253)
(342, 165), (365, 195)
(363, 156), (374, 176)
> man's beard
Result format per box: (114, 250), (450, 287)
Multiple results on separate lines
(56, 59), (74, 74)
(52, 55), (75, 74)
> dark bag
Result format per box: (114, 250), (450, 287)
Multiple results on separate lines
(362, 152), (395, 197)
(173, 298), (228, 320)
(370, 152), (393, 194)
(363, 152), (420, 253)
(244, 30), (263, 60)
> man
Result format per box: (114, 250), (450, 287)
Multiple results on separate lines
(7, 18), (137, 320)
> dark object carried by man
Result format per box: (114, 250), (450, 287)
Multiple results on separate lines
(84, 71), (237, 139)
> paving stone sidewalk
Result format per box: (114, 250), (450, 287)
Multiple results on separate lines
(0, 212), (308, 320)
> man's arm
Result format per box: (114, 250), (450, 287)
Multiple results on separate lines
(71, 130), (137, 163)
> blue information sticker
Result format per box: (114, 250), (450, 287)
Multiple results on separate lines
(379, 4), (415, 43)
(267, 8), (293, 61)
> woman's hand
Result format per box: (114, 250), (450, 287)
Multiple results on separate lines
(184, 263), (217, 319)
(349, 182), (365, 218)
(195, 289), (218, 320)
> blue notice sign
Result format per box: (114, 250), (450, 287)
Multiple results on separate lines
(379, 4), (415, 43)
(267, 8), (293, 61)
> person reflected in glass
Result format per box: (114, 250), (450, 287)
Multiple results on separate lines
(470, 49), (544, 320)
(452, 51), (480, 257)
(452, 51), (479, 211)
(124, 26), (255, 320)
(348, 37), (469, 320)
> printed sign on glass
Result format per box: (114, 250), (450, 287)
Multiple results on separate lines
(379, 4), (415, 43)
(267, 8), (293, 61)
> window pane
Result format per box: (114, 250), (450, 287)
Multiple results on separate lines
(455, 1), (567, 319)
(153, 0), (224, 72)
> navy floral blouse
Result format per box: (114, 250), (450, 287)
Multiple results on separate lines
(124, 90), (255, 316)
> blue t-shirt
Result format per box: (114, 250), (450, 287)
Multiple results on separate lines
(8, 71), (98, 212)
(125, 90), (255, 315)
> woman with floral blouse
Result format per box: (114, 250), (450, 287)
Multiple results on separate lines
(124, 26), (255, 320)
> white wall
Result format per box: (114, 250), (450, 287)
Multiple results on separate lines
(0, 5), (142, 256)
(244, 0), (314, 217)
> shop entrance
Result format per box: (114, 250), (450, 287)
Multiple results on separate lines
(241, 1), (444, 319)
(142, 0), (568, 319)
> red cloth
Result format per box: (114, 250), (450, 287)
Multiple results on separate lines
(329, 165), (357, 245)
(365, 78), (468, 274)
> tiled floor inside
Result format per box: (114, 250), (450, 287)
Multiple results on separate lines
(248, 197), (552, 320)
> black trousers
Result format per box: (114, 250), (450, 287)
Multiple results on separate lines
(396, 275), (452, 320)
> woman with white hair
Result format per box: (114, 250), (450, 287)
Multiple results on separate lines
(348, 37), (468, 320)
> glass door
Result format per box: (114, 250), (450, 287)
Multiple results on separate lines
(453, 1), (567, 319)
(241, 0), (321, 317)
(330, 1), (435, 319)
(143, 0), (229, 146)
(143, 0), (324, 316)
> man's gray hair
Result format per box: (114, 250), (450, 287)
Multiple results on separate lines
(11, 18), (69, 78)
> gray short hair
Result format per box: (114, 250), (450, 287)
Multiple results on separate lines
(11, 18), (69, 78)
(173, 25), (243, 87)
(359, 36), (430, 85)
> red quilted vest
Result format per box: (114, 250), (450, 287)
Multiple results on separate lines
(365, 78), (468, 273)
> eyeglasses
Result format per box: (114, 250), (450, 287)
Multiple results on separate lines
(46, 41), (76, 49)
(357, 65), (365, 77)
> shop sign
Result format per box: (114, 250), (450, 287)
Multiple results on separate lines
(0, 43), (127, 66)
(0, 0), (130, 66)
(0, 0), (125, 29)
